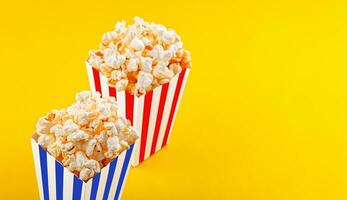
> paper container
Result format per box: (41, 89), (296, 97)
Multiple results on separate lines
(86, 62), (190, 166)
(31, 138), (134, 200)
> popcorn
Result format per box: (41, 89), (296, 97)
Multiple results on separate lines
(137, 71), (153, 90)
(88, 17), (191, 96)
(105, 52), (126, 69)
(79, 168), (94, 181)
(76, 91), (91, 102)
(67, 130), (89, 142)
(102, 31), (118, 43)
(161, 50), (173, 61)
(162, 30), (176, 44)
(140, 57), (153, 72)
(148, 45), (164, 61)
(83, 159), (101, 173)
(127, 58), (138, 72)
(107, 136), (121, 152)
(111, 70), (126, 81)
(36, 117), (52, 135)
(50, 124), (63, 137)
(115, 118), (128, 132)
(75, 151), (88, 171)
(115, 79), (128, 91)
(75, 111), (89, 125)
(153, 62), (174, 80)
(63, 119), (79, 135)
(47, 144), (61, 158)
(61, 142), (75, 154)
(169, 63), (182, 74)
(95, 131), (107, 146)
(130, 37), (145, 51)
(32, 91), (138, 181)
(38, 134), (54, 147)
(104, 122), (118, 136)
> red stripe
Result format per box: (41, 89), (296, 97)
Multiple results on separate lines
(125, 92), (134, 124)
(109, 86), (117, 100)
(150, 84), (169, 155)
(139, 91), (153, 163)
(92, 67), (102, 95)
(161, 69), (186, 148)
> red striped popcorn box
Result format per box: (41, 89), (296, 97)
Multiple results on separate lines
(86, 62), (190, 166)
(31, 138), (134, 200)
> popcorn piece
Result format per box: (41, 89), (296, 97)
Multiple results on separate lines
(127, 58), (138, 72)
(115, 118), (128, 132)
(88, 17), (191, 96)
(38, 134), (54, 147)
(67, 130), (89, 142)
(130, 37), (145, 51)
(75, 111), (89, 126)
(33, 91), (138, 181)
(85, 139), (97, 157)
(140, 57), (153, 73)
(84, 159), (101, 173)
(111, 70), (126, 81)
(169, 63), (182, 74)
(107, 136), (121, 152)
(36, 117), (52, 135)
(76, 91), (91, 102)
(79, 168), (94, 181)
(148, 45), (164, 61)
(95, 131), (107, 146)
(162, 30), (176, 44)
(63, 155), (76, 169)
(153, 63), (174, 79)
(104, 122), (118, 136)
(75, 151), (88, 171)
(137, 71), (153, 90)
(61, 142), (76, 154)
(150, 23), (166, 37)
(105, 52), (126, 69)
(50, 124), (63, 137)
(161, 50), (173, 62)
(115, 79), (128, 91)
(47, 143), (61, 158)
(99, 64), (113, 76)
(63, 119), (79, 136)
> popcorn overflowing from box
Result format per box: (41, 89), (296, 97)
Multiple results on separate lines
(87, 17), (191, 166)
(88, 17), (191, 96)
(31, 91), (138, 199)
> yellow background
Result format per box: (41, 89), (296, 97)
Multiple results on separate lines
(0, 0), (347, 199)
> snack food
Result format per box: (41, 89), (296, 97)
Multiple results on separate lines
(87, 17), (191, 166)
(88, 17), (191, 96)
(32, 91), (138, 181)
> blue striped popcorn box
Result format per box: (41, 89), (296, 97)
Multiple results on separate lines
(86, 62), (190, 166)
(31, 138), (134, 200)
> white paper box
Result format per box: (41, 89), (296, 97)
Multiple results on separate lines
(86, 62), (190, 166)
(31, 138), (134, 200)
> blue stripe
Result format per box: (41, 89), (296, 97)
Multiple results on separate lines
(55, 161), (64, 200)
(103, 157), (119, 200)
(38, 145), (50, 200)
(90, 173), (101, 200)
(114, 145), (134, 200)
(73, 176), (83, 200)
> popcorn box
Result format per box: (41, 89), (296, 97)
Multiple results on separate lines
(31, 138), (134, 200)
(86, 62), (190, 166)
